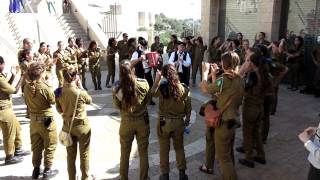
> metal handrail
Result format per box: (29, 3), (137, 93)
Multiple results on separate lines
(0, 35), (18, 55)
(295, 1), (306, 25)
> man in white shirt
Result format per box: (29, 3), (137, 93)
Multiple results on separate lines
(130, 37), (156, 105)
(299, 123), (320, 180)
(168, 42), (191, 86)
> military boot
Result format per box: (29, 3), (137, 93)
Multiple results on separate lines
(4, 155), (23, 165)
(32, 167), (40, 179)
(43, 168), (59, 179)
(15, 149), (31, 157)
(159, 173), (169, 180)
(179, 170), (188, 180)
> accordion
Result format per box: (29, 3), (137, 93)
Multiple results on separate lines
(146, 52), (159, 68)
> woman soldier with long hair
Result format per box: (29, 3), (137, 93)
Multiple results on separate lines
(113, 60), (150, 180)
(152, 64), (191, 180)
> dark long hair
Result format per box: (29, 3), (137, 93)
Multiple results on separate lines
(249, 51), (272, 94)
(76, 38), (83, 48)
(88, 40), (97, 50)
(210, 36), (218, 47)
(295, 36), (304, 50)
(162, 64), (183, 102)
(119, 61), (138, 111)
(108, 38), (116, 47)
(38, 42), (46, 53)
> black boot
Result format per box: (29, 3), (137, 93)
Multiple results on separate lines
(253, 157), (267, 165)
(239, 158), (255, 168)
(159, 173), (169, 180)
(32, 167), (40, 179)
(14, 149), (31, 157)
(98, 84), (102, 90)
(179, 170), (188, 180)
(236, 146), (245, 154)
(43, 168), (59, 179)
(4, 155), (23, 165)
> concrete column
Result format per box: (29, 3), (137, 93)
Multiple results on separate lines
(256, 0), (282, 41)
(201, 0), (220, 45)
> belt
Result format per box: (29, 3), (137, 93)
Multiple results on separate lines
(122, 116), (144, 121)
(66, 120), (86, 126)
(159, 116), (184, 120)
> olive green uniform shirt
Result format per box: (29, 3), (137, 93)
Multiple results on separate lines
(207, 74), (244, 121)
(65, 46), (79, 64)
(113, 79), (150, 119)
(23, 81), (55, 117)
(208, 46), (222, 64)
(53, 49), (71, 69)
(151, 42), (164, 54)
(117, 40), (129, 60)
(152, 83), (191, 119)
(88, 50), (102, 67)
(56, 84), (92, 123)
(0, 74), (16, 122)
(193, 45), (206, 64)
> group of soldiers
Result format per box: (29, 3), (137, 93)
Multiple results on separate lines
(0, 29), (319, 180)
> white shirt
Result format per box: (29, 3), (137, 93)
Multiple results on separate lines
(131, 50), (151, 73)
(168, 51), (191, 73)
(305, 123), (320, 169)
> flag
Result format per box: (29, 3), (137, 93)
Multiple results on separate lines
(9, 0), (24, 13)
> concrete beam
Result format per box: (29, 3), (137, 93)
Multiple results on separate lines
(201, 0), (220, 45)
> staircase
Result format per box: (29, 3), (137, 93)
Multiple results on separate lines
(0, 13), (19, 61)
(57, 13), (91, 48)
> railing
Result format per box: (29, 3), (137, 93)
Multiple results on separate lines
(226, 17), (240, 34)
(295, 1), (306, 25)
(101, 8), (121, 39)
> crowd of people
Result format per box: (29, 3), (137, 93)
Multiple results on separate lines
(0, 29), (319, 180)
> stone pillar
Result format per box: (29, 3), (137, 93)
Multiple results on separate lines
(256, 0), (282, 41)
(201, 0), (220, 45)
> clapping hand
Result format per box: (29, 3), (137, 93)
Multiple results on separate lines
(210, 63), (219, 75)
(10, 65), (20, 76)
(298, 127), (317, 143)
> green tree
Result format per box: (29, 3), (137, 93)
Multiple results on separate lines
(154, 13), (201, 43)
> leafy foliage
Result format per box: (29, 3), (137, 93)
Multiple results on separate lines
(154, 13), (201, 46)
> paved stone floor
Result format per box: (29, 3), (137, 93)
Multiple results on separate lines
(0, 70), (319, 180)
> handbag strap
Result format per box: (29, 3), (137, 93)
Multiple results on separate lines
(68, 89), (81, 134)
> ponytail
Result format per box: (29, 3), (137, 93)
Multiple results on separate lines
(119, 61), (137, 111)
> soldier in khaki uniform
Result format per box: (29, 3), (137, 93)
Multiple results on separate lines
(113, 60), (150, 180)
(192, 37), (206, 86)
(152, 64), (191, 180)
(18, 38), (33, 64)
(106, 38), (118, 88)
(207, 36), (222, 64)
(23, 62), (58, 179)
(236, 50), (269, 168)
(76, 38), (88, 90)
(65, 37), (79, 67)
(117, 33), (129, 62)
(18, 38), (33, 119)
(53, 41), (71, 87)
(34, 42), (54, 87)
(200, 52), (244, 180)
(55, 66), (92, 180)
(88, 41), (102, 90)
(167, 34), (180, 57)
(151, 36), (164, 72)
(0, 56), (30, 165)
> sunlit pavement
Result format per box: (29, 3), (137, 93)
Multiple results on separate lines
(0, 70), (319, 180)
